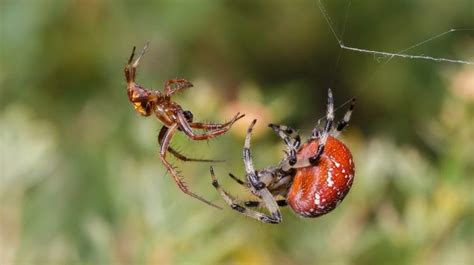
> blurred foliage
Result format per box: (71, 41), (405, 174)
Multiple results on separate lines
(1, 0), (473, 264)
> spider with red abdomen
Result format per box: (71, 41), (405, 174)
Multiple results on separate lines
(210, 89), (355, 223)
(125, 43), (244, 208)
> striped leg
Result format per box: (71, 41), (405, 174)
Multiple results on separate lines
(268, 124), (301, 147)
(210, 167), (282, 224)
(244, 200), (288, 207)
(282, 88), (335, 170)
(307, 88), (334, 165)
(268, 123), (301, 166)
(228, 173), (246, 186)
(333, 98), (355, 137)
(242, 120), (282, 223)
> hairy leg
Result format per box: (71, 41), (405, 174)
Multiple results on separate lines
(159, 123), (221, 209)
(189, 113), (245, 131)
(158, 126), (223, 163)
(164, 79), (193, 96)
(177, 111), (244, 140)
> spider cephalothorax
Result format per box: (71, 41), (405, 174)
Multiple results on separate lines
(210, 89), (355, 223)
(125, 44), (244, 208)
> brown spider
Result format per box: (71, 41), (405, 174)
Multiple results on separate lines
(125, 43), (244, 208)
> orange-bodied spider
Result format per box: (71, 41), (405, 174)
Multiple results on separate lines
(210, 89), (355, 223)
(125, 44), (244, 208)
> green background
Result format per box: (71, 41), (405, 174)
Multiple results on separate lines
(1, 0), (473, 264)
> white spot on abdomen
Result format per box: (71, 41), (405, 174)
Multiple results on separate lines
(327, 171), (334, 187)
(314, 194), (320, 205)
(330, 157), (341, 168)
(347, 174), (354, 185)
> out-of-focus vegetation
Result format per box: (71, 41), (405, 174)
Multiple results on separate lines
(1, 0), (473, 264)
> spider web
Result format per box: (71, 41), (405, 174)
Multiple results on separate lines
(317, 0), (474, 65)
(314, 0), (473, 122)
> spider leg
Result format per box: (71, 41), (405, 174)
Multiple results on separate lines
(332, 98), (355, 137)
(268, 123), (301, 148)
(158, 126), (223, 163)
(131, 42), (149, 68)
(242, 120), (282, 222)
(244, 200), (288, 208)
(311, 129), (321, 139)
(210, 167), (282, 224)
(189, 113), (245, 131)
(124, 47), (137, 83)
(306, 88), (334, 165)
(228, 173), (246, 186)
(243, 120), (263, 188)
(164, 79), (194, 96)
(268, 123), (301, 167)
(281, 88), (334, 170)
(177, 111), (244, 140)
(159, 123), (221, 209)
(228, 172), (288, 202)
(125, 43), (149, 84)
(167, 148), (224, 163)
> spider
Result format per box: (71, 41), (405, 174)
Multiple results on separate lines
(210, 89), (355, 223)
(125, 43), (245, 208)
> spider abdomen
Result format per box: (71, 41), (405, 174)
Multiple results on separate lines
(287, 136), (355, 217)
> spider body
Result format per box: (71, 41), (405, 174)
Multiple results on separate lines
(288, 136), (354, 217)
(210, 89), (355, 223)
(125, 44), (244, 208)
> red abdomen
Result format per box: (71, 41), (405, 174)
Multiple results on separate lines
(287, 136), (355, 217)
